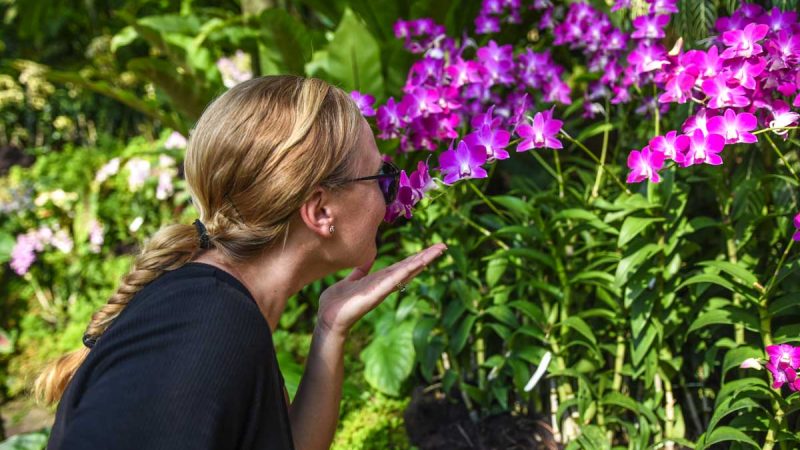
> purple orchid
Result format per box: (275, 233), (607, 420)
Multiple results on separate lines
(707, 109), (758, 144)
(376, 97), (404, 139)
(627, 146), (665, 183)
(682, 109), (712, 136)
(721, 23), (769, 59)
(766, 361), (797, 390)
(464, 123), (511, 162)
(350, 91), (376, 117)
(631, 13), (670, 40)
(767, 344), (800, 370)
(702, 73), (750, 109)
(438, 140), (488, 185)
(649, 131), (688, 163)
(683, 129), (725, 166)
(794, 212), (800, 242)
(515, 111), (563, 151)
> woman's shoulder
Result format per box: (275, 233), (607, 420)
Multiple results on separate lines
(99, 262), (273, 355)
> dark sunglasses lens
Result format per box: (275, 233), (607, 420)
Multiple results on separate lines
(378, 176), (396, 204)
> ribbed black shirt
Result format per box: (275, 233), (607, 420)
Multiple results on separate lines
(47, 262), (295, 450)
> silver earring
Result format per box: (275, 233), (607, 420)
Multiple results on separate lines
(329, 225), (335, 234)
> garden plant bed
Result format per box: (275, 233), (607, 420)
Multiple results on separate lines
(404, 386), (558, 450)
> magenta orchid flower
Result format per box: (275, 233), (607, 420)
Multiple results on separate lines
(766, 361), (797, 390)
(649, 131), (688, 163)
(767, 344), (800, 370)
(350, 91), (376, 117)
(793, 212), (800, 241)
(627, 146), (665, 183)
(683, 129), (725, 166)
(515, 111), (563, 151)
(707, 109), (758, 144)
(702, 73), (750, 109)
(631, 13), (670, 40)
(464, 125), (511, 162)
(438, 140), (488, 185)
(721, 23), (769, 59)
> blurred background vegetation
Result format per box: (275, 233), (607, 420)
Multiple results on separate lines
(1, 0), (799, 449)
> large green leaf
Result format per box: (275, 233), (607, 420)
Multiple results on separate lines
(360, 320), (416, 396)
(306, 8), (385, 99)
(259, 8), (315, 75)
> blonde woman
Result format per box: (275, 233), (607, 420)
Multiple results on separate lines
(36, 75), (447, 450)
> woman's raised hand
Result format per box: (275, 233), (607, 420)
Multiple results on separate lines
(316, 243), (448, 337)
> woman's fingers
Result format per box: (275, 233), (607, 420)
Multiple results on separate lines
(375, 243), (447, 293)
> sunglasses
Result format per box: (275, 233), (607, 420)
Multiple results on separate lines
(341, 160), (401, 205)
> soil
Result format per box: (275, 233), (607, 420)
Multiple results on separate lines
(0, 145), (35, 177)
(404, 386), (560, 450)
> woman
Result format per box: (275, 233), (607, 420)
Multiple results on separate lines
(36, 75), (447, 450)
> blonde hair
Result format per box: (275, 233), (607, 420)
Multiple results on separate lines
(34, 75), (364, 404)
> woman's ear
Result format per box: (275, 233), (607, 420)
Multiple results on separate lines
(298, 186), (334, 238)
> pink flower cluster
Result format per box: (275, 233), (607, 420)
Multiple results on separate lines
(10, 226), (73, 275)
(375, 17), (567, 222)
(627, 4), (800, 183)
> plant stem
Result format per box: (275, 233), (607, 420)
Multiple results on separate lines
(444, 189), (509, 250)
(752, 126), (798, 135)
(763, 399), (785, 450)
(554, 149), (564, 198)
(467, 181), (509, 220)
(758, 239), (794, 348)
(560, 130), (631, 194)
(591, 99), (611, 198)
(763, 132), (800, 183)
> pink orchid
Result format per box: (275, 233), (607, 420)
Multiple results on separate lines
(683, 129), (725, 166)
(649, 131), (688, 163)
(707, 109), (758, 144)
(721, 23), (769, 59)
(626, 146), (665, 183)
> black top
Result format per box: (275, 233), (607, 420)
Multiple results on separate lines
(47, 262), (296, 450)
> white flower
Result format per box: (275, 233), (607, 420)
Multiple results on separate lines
(216, 50), (253, 88)
(51, 229), (74, 253)
(740, 358), (763, 370)
(164, 132), (187, 150)
(88, 219), (104, 253)
(125, 158), (151, 192)
(156, 171), (174, 200)
(95, 157), (121, 183)
(129, 216), (144, 233)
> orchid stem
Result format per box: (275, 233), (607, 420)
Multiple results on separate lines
(591, 99), (611, 199)
(444, 189), (509, 251)
(560, 130), (631, 194)
(554, 150), (564, 199)
(753, 126), (798, 135)
(467, 181), (509, 220)
(762, 132), (800, 183)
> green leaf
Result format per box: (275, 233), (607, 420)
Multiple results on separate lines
(0, 232), (15, 265)
(450, 315), (476, 354)
(702, 426), (759, 449)
(698, 260), (759, 288)
(307, 8), (384, 99)
(486, 257), (507, 288)
(110, 25), (138, 52)
(687, 307), (759, 334)
(615, 243), (660, 287)
(560, 316), (597, 345)
(260, 8), (315, 75)
(360, 320), (416, 396)
(575, 122), (614, 143)
(484, 305), (519, 328)
(490, 195), (534, 218)
(707, 396), (764, 434)
(618, 217), (662, 247)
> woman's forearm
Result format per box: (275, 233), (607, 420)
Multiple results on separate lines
(287, 325), (346, 450)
